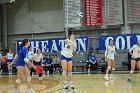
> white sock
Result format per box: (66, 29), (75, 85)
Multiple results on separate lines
(106, 74), (108, 77)
(69, 81), (74, 87)
(64, 80), (67, 84)
(63, 80), (68, 87)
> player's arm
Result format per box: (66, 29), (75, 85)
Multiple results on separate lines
(71, 41), (76, 48)
(41, 54), (43, 64)
(129, 45), (135, 58)
(64, 39), (69, 44)
(114, 51), (117, 55)
(23, 49), (36, 69)
(89, 56), (92, 63)
(105, 47), (108, 60)
(8, 54), (17, 67)
(114, 47), (117, 55)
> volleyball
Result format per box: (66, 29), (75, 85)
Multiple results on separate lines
(77, 12), (83, 18)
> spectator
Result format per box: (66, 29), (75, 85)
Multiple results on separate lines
(53, 55), (60, 64)
(46, 55), (53, 65)
(53, 55), (60, 72)
(45, 55), (53, 73)
(87, 51), (98, 72)
(6, 49), (14, 74)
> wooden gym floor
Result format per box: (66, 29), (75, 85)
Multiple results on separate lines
(0, 73), (140, 93)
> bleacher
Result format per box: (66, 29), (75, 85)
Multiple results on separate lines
(0, 49), (129, 75)
(42, 49), (129, 72)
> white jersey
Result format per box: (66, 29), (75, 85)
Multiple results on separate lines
(28, 51), (34, 60)
(61, 39), (76, 58)
(105, 45), (116, 60)
(6, 53), (14, 60)
(129, 44), (140, 58)
(33, 53), (43, 62)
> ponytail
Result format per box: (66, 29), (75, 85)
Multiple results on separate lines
(20, 43), (24, 48)
(20, 39), (29, 49)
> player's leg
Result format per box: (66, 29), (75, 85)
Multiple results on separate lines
(128, 60), (136, 82)
(137, 60), (140, 79)
(67, 60), (74, 89)
(110, 60), (116, 80)
(13, 66), (24, 92)
(61, 59), (68, 89)
(7, 61), (11, 74)
(9, 60), (13, 74)
(104, 59), (112, 80)
(24, 66), (37, 93)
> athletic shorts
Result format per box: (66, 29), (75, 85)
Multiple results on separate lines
(7, 59), (13, 63)
(61, 55), (72, 62)
(131, 58), (140, 62)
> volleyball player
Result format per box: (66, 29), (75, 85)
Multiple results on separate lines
(8, 39), (37, 93)
(9, 53), (26, 81)
(31, 48), (44, 80)
(127, 40), (140, 83)
(6, 49), (14, 74)
(104, 39), (117, 80)
(61, 34), (76, 89)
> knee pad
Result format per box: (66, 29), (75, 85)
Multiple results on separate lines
(62, 71), (66, 76)
(15, 79), (20, 84)
(27, 77), (31, 81)
(68, 72), (72, 76)
(107, 66), (111, 70)
(112, 68), (115, 71)
(130, 70), (133, 74)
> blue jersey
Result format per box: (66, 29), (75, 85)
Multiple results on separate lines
(46, 58), (53, 65)
(89, 56), (96, 63)
(16, 47), (28, 66)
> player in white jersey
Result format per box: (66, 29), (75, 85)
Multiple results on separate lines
(127, 40), (140, 83)
(28, 47), (34, 61)
(61, 35), (76, 89)
(6, 49), (14, 74)
(8, 54), (18, 65)
(104, 39), (117, 80)
(31, 48), (44, 80)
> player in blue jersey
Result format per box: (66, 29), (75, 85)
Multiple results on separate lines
(87, 51), (97, 72)
(61, 35), (76, 89)
(8, 39), (37, 93)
